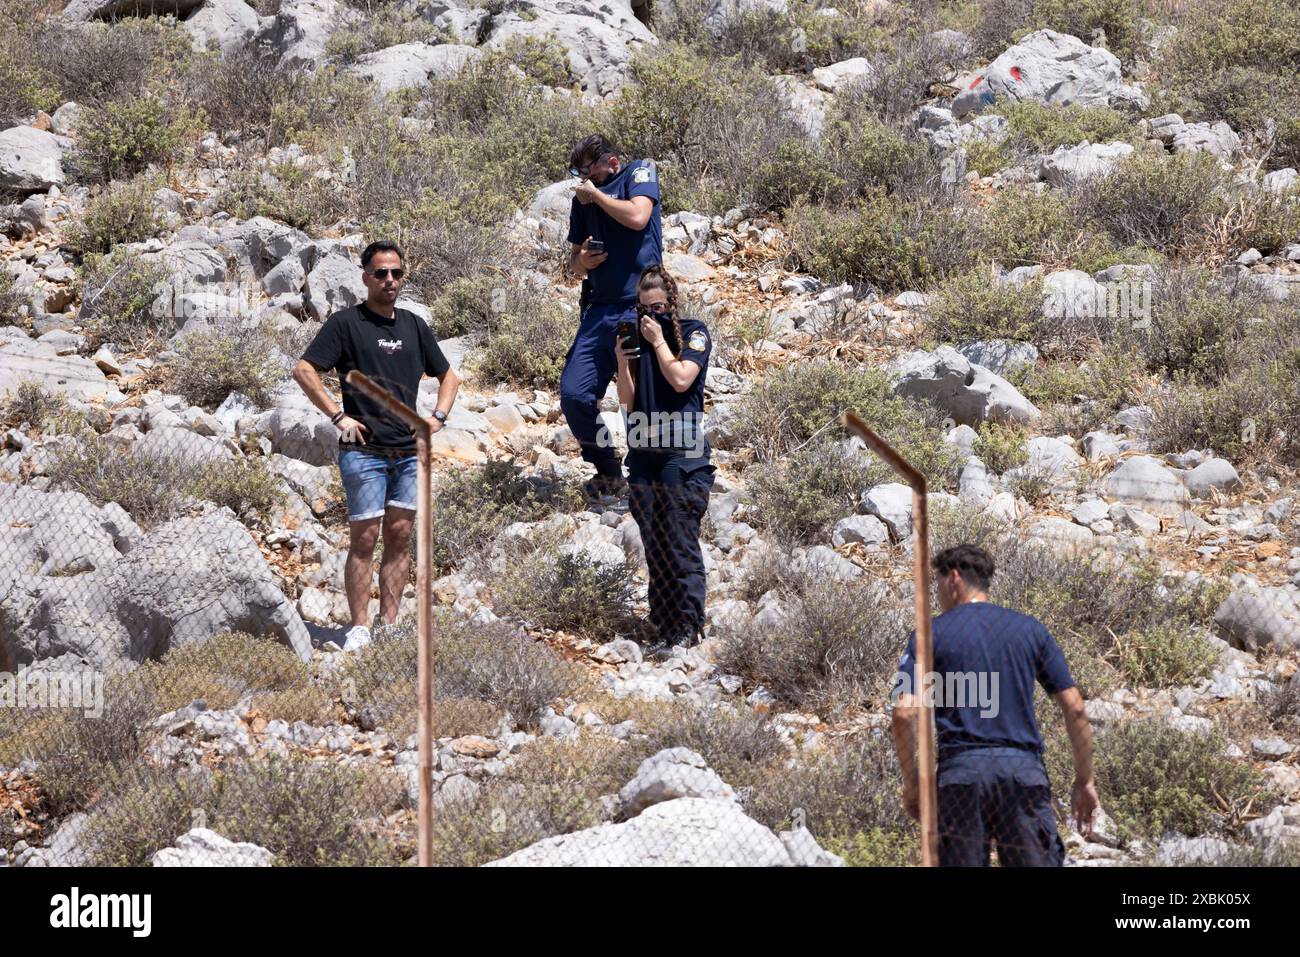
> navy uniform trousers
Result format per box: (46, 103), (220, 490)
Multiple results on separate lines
(560, 301), (636, 478)
(626, 452), (715, 640)
(936, 747), (1066, 867)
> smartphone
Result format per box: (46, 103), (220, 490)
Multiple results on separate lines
(587, 239), (605, 254)
(616, 320), (640, 356)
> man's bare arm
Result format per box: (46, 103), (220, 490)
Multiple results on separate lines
(292, 359), (342, 418)
(891, 694), (921, 821)
(1054, 686), (1099, 833)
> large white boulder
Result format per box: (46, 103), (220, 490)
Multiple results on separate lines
(952, 30), (1123, 118)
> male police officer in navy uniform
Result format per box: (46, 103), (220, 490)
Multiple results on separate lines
(892, 544), (1099, 865)
(563, 134), (662, 504)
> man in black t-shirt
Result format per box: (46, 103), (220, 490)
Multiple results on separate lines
(292, 240), (460, 652)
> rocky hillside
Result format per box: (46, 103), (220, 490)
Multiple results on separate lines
(2, 0), (1300, 866)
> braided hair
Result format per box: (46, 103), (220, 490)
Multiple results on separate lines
(636, 264), (683, 356)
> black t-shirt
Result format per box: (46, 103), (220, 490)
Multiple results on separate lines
(301, 303), (451, 454)
(626, 315), (712, 466)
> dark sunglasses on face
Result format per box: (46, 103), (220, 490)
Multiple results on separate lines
(367, 268), (404, 280)
(569, 154), (611, 178)
(636, 303), (669, 316)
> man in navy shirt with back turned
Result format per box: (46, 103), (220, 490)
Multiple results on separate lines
(891, 544), (1100, 866)
(562, 133), (662, 505)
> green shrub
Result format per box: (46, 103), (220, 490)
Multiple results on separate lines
(485, 34), (574, 87)
(131, 631), (315, 714)
(70, 177), (163, 255)
(222, 158), (349, 232)
(77, 251), (172, 350)
(748, 438), (876, 545)
(473, 305), (571, 391)
(990, 546), (1228, 696)
(324, 13), (445, 63)
(495, 549), (638, 642)
(0, 267), (24, 326)
(206, 754), (406, 865)
(171, 329), (286, 409)
(973, 421), (1030, 474)
(925, 269), (1048, 345)
(0, 380), (73, 433)
(745, 732), (917, 864)
(52, 434), (187, 528)
(1092, 718), (1274, 840)
(784, 192), (977, 292)
(975, 186), (1134, 273)
(75, 96), (188, 181)
(605, 41), (807, 214)
(734, 361), (958, 485)
(822, 100), (940, 200)
(187, 457), (288, 521)
(1124, 267), (1261, 383)
(1078, 152), (1234, 254)
(1001, 100), (1137, 155)
(337, 612), (588, 732)
(1022, 0), (1146, 65)
(716, 576), (907, 716)
(427, 458), (580, 573)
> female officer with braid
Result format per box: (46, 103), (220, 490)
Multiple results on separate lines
(614, 265), (716, 657)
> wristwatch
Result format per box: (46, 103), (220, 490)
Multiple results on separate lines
(432, 410), (448, 423)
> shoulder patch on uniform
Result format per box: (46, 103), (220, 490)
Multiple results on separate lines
(632, 165), (652, 184)
(687, 329), (708, 352)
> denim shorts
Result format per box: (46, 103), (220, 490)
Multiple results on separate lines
(337, 448), (418, 522)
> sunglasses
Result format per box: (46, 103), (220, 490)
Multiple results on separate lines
(367, 268), (404, 280)
(636, 302), (669, 316)
(569, 154), (612, 178)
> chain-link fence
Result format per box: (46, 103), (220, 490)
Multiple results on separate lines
(3, 357), (1299, 867)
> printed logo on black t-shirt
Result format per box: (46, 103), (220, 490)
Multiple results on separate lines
(378, 338), (403, 355)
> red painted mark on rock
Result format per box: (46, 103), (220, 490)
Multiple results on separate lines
(1009, 66), (1023, 82)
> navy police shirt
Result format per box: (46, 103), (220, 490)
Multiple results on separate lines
(895, 601), (1075, 759)
(627, 314), (711, 464)
(567, 158), (663, 306)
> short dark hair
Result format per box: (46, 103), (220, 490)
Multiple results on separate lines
(932, 544), (995, 592)
(361, 240), (404, 269)
(568, 133), (621, 171)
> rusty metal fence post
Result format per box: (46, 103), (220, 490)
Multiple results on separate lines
(842, 410), (938, 866)
(346, 371), (433, 866)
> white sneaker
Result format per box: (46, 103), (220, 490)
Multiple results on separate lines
(342, 625), (373, 652)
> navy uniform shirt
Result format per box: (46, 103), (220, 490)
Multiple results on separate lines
(567, 158), (663, 306)
(301, 303), (450, 455)
(895, 602), (1075, 759)
(626, 315), (711, 467)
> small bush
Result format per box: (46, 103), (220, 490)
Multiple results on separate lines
(1093, 718), (1274, 840)
(748, 438), (875, 546)
(75, 96), (188, 181)
(973, 421), (1030, 474)
(925, 269), (1048, 345)
(637, 703), (787, 789)
(717, 577), (908, 717)
(485, 34), (574, 87)
(171, 329), (286, 409)
(822, 103), (941, 200)
(52, 434), (187, 528)
(77, 251), (173, 350)
(977, 187), (1080, 268)
(605, 41), (808, 214)
(746, 732), (918, 865)
(1125, 267), (1262, 383)
(222, 158), (349, 232)
(187, 457), (288, 521)
(784, 192), (977, 293)
(1025, 0), (1146, 65)
(1078, 152), (1234, 254)
(325, 13), (445, 64)
(427, 458), (580, 573)
(495, 549), (638, 642)
(70, 177), (163, 255)
(207, 754), (406, 865)
(733, 361), (958, 484)
(1147, 306), (1300, 464)
(80, 765), (214, 867)
(0, 380), (73, 433)
(472, 299), (572, 391)
(338, 612), (587, 732)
